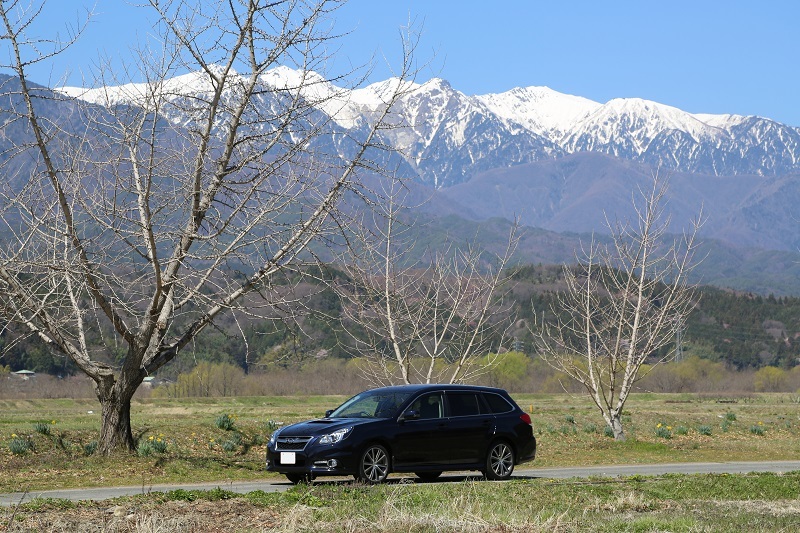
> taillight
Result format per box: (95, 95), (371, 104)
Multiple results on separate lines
(520, 413), (532, 425)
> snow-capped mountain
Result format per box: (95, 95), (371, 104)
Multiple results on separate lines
(59, 66), (800, 188)
(372, 78), (560, 187)
(8, 69), (800, 292)
(475, 86), (599, 139)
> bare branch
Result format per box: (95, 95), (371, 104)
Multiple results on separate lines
(533, 171), (703, 440)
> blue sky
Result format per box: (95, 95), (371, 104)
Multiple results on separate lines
(13, 0), (800, 125)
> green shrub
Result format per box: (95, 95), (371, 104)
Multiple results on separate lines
(53, 433), (69, 451)
(137, 441), (154, 457)
(33, 421), (51, 436)
(9, 435), (33, 455)
(221, 431), (243, 452)
(602, 426), (614, 438)
(559, 424), (576, 436)
(582, 423), (597, 434)
(675, 426), (689, 436)
(698, 425), (713, 436)
(725, 412), (737, 422)
(215, 413), (236, 431)
(138, 435), (168, 456)
(150, 437), (168, 454)
(564, 415), (575, 424)
(750, 424), (766, 436)
(655, 424), (672, 439)
(83, 441), (98, 456)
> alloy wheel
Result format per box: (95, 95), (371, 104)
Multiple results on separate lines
(486, 442), (514, 480)
(359, 445), (389, 483)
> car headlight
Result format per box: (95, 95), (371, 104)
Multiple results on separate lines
(318, 427), (352, 445)
(268, 429), (279, 446)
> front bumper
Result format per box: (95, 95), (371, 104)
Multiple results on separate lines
(266, 443), (359, 477)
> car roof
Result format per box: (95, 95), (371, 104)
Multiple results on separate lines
(364, 384), (508, 394)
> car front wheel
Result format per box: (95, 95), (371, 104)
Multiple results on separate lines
(484, 441), (514, 480)
(357, 444), (390, 483)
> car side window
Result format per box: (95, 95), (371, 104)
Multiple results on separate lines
(447, 392), (482, 417)
(409, 393), (444, 419)
(482, 392), (513, 414)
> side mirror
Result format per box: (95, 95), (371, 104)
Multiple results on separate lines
(325, 409), (334, 418)
(400, 409), (420, 422)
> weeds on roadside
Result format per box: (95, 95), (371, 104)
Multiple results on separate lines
(697, 425), (712, 436)
(750, 422), (766, 436)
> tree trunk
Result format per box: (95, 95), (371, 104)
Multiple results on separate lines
(610, 414), (626, 441)
(96, 378), (139, 455)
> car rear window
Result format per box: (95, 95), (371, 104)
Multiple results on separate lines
(447, 392), (482, 417)
(481, 392), (514, 414)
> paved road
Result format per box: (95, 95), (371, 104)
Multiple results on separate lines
(2, 461), (799, 507)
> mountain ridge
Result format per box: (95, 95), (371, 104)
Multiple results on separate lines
(14, 68), (800, 283)
(59, 65), (800, 189)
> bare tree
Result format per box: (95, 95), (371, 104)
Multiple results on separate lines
(0, 0), (415, 453)
(533, 174), (702, 440)
(337, 180), (519, 385)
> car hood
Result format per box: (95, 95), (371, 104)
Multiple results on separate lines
(278, 417), (382, 437)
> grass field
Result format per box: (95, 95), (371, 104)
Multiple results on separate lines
(1, 392), (799, 493)
(2, 393), (800, 531)
(3, 473), (800, 531)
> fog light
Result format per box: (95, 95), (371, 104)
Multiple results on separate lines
(328, 459), (338, 468)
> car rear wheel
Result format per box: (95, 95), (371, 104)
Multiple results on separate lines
(415, 471), (442, 481)
(357, 444), (390, 483)
(484, 441), (514, 480)
(285, 473), (312, 484)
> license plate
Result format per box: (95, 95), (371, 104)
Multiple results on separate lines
(280, 452), (296, 465)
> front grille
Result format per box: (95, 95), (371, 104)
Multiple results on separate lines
(276, 436), (313, 451)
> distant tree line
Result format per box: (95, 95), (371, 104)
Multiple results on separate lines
(3, 263), (798, 378)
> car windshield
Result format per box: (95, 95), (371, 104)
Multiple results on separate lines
(328, 390), (414, 419)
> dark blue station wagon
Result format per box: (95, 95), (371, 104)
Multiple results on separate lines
(266, 384), (536, 483)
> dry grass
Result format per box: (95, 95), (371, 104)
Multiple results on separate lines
(3, 473), (800, 532)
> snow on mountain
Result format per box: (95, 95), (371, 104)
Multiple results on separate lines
(475, 86), (599, 139)
(691, 112), (748, 130)
(57, 65), (800, 186)
(59, 67), (234, 108)
(563, 97), (727, 156)
(373, 77), (560, 187)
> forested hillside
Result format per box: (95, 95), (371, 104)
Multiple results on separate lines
(3, 264), (799, 378)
